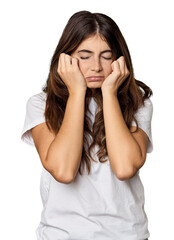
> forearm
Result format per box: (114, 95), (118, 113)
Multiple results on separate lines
(46, 91), (86, 181)
(102, 90), (142, 179)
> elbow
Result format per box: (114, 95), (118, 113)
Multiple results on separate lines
(43, 161), (74, 184)
(53, 172), (74, 184)
(51, 169), (74, 184)
(113, 163), (140, 181)
(112, 155), (146, 181)
(115, 168), (136, 181)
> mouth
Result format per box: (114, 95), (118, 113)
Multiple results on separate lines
(86, 76), (104, 82)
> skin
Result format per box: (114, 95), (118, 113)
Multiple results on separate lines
(58, 34), (129, 95)
(31, 33), (149, 183)
(57, 34), (149, 180)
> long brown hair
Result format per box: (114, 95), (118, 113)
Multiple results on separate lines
(42, 10), (153, 175)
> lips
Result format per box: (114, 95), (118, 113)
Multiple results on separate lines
(86, 76), (104, 81)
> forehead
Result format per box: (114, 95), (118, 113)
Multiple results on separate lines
(76, 34), (111, 51)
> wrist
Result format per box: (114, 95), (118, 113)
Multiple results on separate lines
(69, 89), (86, 98)
(101, 87), (118, 97)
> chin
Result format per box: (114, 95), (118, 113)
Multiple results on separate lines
(87, 81), (103, 88)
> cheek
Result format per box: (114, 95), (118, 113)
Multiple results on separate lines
(104, 63), (113, 77)
(78, 61), (88, 76)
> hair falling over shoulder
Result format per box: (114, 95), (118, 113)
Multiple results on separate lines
(42, 11), (153, 175)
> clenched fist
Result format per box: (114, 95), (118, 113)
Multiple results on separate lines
(57, 53), (87, 95)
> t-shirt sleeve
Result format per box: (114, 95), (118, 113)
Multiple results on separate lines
(131, 98), (153, 153)
(21, 92), (47, 146)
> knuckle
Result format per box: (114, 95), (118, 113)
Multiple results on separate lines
(59, 53), (63, 59)
(57, 69), (62, 77)
(57, 65), (61, 74)
(125, 70), (130, 76)
(57, 66), (64, 75)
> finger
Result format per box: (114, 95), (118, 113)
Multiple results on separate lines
(117, 56), (126, 75)
(71, 57), (78, 66)
(58, 53), (66, 74)
(122, 59), (130, 77)
(64, 54), (72, 69)
(118, 56), (130, 78)
(112, 60), (121, 78)
(72, 57), (81, 71)
(125, 62), (130, 77)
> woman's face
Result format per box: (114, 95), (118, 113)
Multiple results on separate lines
(71, 34), (114, 89)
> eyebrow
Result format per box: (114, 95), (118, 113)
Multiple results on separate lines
(77, 49), (112, 54)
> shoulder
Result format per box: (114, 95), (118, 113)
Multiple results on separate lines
(139, 98), (153, 111)
(21, 92), (47, 146)
(135, 98), (153, 120)
(27, 91), (47, 104)
(26, 91), (47, 111)
(143, 98), (153, 108)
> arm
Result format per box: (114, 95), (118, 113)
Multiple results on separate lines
(102, 90), (149, 180)
(32, 53), (87, 184)
(101, 56), (149, 180)
(32, 91), (86, 184)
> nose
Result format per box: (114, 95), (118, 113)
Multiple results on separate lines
(91, 58), (103, 72)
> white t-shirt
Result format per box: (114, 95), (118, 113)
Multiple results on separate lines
(21, 91), (153, 240)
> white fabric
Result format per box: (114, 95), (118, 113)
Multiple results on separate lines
(21, 91), (153, 240)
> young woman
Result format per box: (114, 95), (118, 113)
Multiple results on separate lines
(21, 10), (153, 240)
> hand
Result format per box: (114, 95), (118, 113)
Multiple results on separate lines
(57, 53), (87, 95)
(101, 56), (130, 94)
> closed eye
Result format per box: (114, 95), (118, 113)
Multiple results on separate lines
(102, 57), (112, 60)
(80, 56), (90, 59)
(80, 56), (112, 60)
